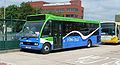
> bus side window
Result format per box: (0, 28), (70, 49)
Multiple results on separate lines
(63, 22), (75, 36)
(117, 25), (120, 39)
(42, 21), (51, 37)
(119, 26), (120, 34)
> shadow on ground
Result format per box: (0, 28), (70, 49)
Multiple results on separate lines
(0, 63), (7, 65)
(101, 43), (120, 46)
(20, 46), (99, 54)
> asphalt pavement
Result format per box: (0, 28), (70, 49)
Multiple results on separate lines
(0, 45), (120, 65)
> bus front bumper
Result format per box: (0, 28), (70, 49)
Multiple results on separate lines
(101, 40), (118, 44)
(101, 36), (118, 44)
(19, 43), (43, 50)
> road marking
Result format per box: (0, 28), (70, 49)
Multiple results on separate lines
(74, 55), (120, 65)
(102, 58), (120, 65)
(75, 55), (109, 64)
(0, 61), (14, 65)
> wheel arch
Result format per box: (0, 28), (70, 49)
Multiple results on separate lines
(88, 39), (92, 43)
(87, 39), (92, 47)
(44, 42), (52, 49)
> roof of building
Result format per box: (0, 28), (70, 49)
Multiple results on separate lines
(28, 1), (49, 4)
(43, 2), (71, 6)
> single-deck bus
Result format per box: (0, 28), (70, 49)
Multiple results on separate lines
(101, 21), (120, 44)
(19, 14), (101, 54)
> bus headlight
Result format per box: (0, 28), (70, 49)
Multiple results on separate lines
(20, 42), (23, 44)
(34, 43), (39, 46)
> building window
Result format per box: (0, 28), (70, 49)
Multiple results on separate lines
(47, 9), (56, 12)
(43, 8), (65, 13)
(80, 16), (83, 19)
(67, 8), (78, 12)
(66, 14), (78, 18)
(56, 8), (65, 12)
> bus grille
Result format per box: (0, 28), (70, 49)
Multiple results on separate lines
(23, 42), (35, 45)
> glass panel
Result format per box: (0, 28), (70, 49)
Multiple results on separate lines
(67, 8), (78, 12)
(63, 22), (99, 36)
(5, 20), (25, 41)
(66, 14), (78, 18)
(101, 23), (115, 35)
(19, 22), (44, 38)
(41, 21), (51, 38)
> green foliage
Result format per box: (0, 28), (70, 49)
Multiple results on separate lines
(0, 7), (4, 19)
(0, 2), (42, 20)
(6, 5), (19, 19)
(0, 2), (42, 32)
(0, 2), (63, 19)
(115, 15), (120, 22)
(0, 2), (63, 32)
(18, 2), (37, 19)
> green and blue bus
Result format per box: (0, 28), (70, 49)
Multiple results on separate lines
(19, 14), (101, 54)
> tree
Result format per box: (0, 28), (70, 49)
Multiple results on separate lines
(0, 2), (42, 20)
(0, 7), (4, 19)
(6, 5), (19, 19)
(0, 2), (64, 32)
(0, 2), (64, 20)
(0, 2), (42, 32)
(18, 2), (37, 19)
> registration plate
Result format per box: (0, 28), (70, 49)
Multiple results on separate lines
(25, 46), (31, 49)
(101, 37), (111, 40)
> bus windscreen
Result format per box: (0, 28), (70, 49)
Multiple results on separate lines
(101, 23), (115, 35)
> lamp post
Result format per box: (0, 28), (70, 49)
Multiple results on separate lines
(3, 0), (6, 36)
(3, 0), (6, 20)
(3, 0), (7, 50)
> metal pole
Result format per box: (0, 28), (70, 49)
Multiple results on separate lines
(3, 0), (6, 36)
(3, 0), (6, 50)
(3, 0), (6, 20)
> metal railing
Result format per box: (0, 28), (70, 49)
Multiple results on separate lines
(0, 19), (25, 51)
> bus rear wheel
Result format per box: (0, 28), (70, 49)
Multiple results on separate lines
(87, 40), (92, 48)
(41, 43), (51, 54)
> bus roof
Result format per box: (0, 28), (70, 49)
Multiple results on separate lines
(27, 14), (100, 24)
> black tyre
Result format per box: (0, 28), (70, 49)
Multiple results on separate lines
(41, 43), (51, 54)
(87, 40), (92, 48)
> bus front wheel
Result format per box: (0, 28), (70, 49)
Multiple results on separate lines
(87, 40), (92, 48)
(41, 43), (51, 54)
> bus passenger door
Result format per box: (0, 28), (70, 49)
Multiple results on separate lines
(52, 21), (62, 49)
(117, 25), (120, 41)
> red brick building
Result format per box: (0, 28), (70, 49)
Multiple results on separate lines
(28, 0), (84, 19)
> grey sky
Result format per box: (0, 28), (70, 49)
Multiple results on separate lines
(0, 0), (120, 21)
